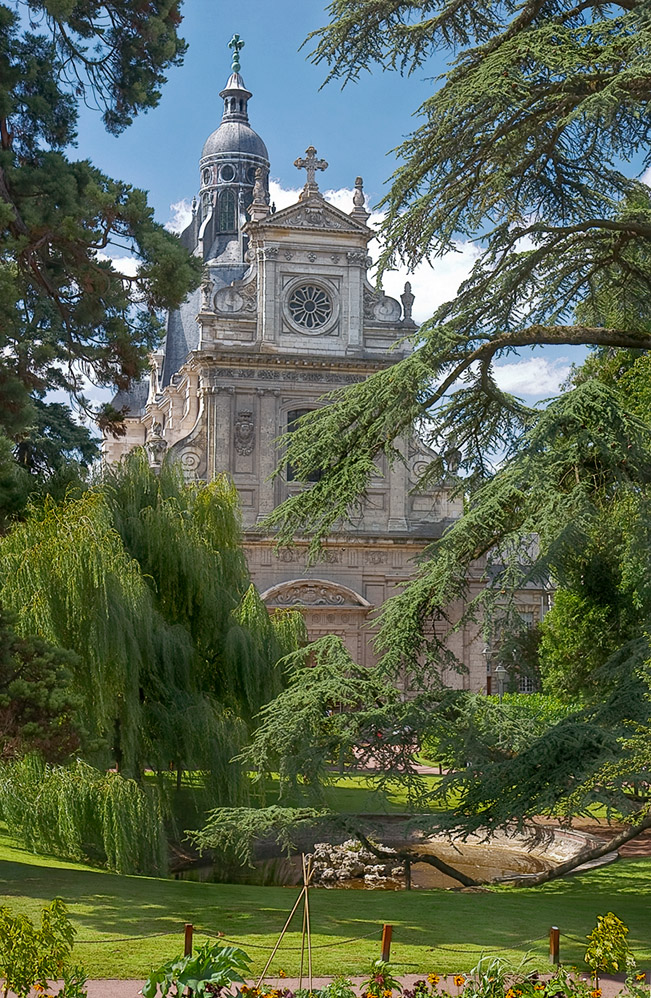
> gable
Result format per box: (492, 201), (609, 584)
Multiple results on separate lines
(256, 195), (371, 236)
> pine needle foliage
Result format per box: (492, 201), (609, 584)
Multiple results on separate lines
(265, 1), (651, 555)
(0, 754), (167, 874)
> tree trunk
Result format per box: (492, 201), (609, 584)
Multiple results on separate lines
(355, 829), (479, 887)
(504, 814), (651, 887)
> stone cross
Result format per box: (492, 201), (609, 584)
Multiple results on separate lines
(294, 145), (328, 199)
(228, 34), (244, 73)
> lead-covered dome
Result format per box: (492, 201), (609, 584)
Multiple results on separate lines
(202, 120), (268, 161)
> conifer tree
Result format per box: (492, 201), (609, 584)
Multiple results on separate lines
(0, 1), (200, 504)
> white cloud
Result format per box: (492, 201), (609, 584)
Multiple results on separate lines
(96, 252), (139, 277)
(166, 198), (193, 234)
(493, 357), (571, 397)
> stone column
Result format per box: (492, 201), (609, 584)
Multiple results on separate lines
(256, 388), (279, 521)
(211, 386), (234, 478)
(388, 437), (408, 531)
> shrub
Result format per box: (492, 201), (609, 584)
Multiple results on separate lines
(0, 898), (87, 998)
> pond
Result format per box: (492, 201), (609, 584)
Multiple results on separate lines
(173, 825), (608, 889)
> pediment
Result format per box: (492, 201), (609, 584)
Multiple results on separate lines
(261, 578), (372, 608)
(256, 195), (371, 235)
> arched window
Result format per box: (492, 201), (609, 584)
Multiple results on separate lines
(218, 188), (236, 232)
(287, 408), (322, 483)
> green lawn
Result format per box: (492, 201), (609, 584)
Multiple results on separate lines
(0, 830), (650, 980)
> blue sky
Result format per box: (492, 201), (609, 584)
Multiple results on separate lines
(76, 0), (593, 400)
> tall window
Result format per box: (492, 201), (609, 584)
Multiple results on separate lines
(219, 189), (236, 232)
(287, 408), (321, 483)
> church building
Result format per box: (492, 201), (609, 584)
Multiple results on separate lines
(104, 40), (544, 691)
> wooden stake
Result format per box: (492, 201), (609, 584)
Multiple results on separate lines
(257, 885), (306, 988)
(184, 923), (193, 956)
(305, 856), (313, 993)
(299, 856), (307, 991)
(381, 924), (393, 962)
(549, 926), (560, 965)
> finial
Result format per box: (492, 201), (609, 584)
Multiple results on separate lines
(401, 280), (415, 323)
(249, 166), (270, 222)
(350, 176), (370, 221)
(191, 195), (197, 216)
(228, 33), (245, 73)
(294, 145), (328, 200)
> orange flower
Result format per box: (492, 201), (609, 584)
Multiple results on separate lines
(428, 976), (441, 987)
(453, 977), (465, 988)
(635, 975), (646, 982)
(590, 990), (602, 998)
(384, 991), (393, 997)
(279, 971), (287, 980)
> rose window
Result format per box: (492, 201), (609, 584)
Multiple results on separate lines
(287, 284), (332, 330)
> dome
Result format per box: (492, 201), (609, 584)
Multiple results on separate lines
(201, 120), (268, 162)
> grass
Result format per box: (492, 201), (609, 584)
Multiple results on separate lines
(270, 773), (445, 814)
(0, 829), (650, 980)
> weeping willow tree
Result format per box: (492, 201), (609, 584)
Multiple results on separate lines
(0, 754), (166, 875)
(0, 452), (306, 809)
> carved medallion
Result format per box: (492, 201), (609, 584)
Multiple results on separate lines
(234, 410), (255, 456)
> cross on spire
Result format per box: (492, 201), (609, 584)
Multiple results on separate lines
(294, 145), (328, 199)
(228, 34), (245, 73)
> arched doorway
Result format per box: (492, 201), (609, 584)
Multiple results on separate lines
(261, 578), (373, 665)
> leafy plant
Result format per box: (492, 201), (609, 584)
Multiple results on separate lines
(584, 912), (635, 984)
(322, 978), (357, 998)
(0, 898), (87, 998)
(360, 960), (403, 998)
(141, 941), (251, 998)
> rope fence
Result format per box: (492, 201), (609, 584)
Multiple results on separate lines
(74, 925), (584, 956)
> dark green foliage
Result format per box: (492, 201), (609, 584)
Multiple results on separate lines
(0, 604), (80, 762)
(0, 754), (167, 874)
(0, 453), (306, 810)
(0, 897), (86, 998)
(270, 0), (651, 544)
(421, 693), (579, 769)
(0, 0), (200, 518)
(142, 940), (251, 998)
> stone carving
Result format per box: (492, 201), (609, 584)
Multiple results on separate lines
(284, 250), (294, 260)
(274, 584), (346, 606)
(276, 548), (303, 563)
(307, 251), (317, 263)
(330, 253), (341, 263)
(209, 368), (365, 386)
(350, 177), (370, 223)
(401, 280), (415, 322)
(363, 286), (401, 323)
(146, 422), (167, 468)
(214, 277), (257, 314)
(365, 550), (388, 565)
(214, 286), (244, 313)
(179, 449), (202, 474)
(248, 166), (270, 222)
(234, 410), (255, 456)
(272, 205), (348, 231)
(265, 246), (279, 258)
(347, 250), (367, 266)
(294, 145), (328, 199)
(200, 274), (214, 311)
(320, 549), (342, 564)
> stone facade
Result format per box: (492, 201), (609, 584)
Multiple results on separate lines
(103, 53), (546, 691)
